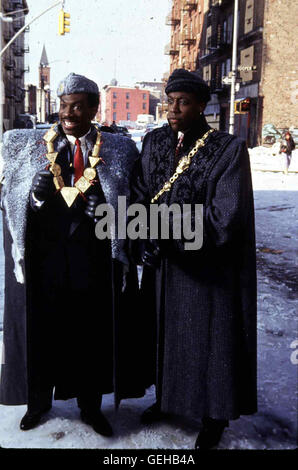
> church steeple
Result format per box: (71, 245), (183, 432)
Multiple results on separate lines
(39, 45), (50, 89)
(40, 45), (49, 67)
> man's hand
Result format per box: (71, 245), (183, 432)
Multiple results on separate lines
(141, 239), (161, 268)
(31, 169), (55, 201)
(85, 194), (100, 222)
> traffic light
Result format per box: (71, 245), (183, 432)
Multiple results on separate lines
(241, 98), (250, 112)
(58, 9), (70, 35)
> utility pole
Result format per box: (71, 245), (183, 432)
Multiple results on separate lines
(228, 0), (239, 135)
(0, 0), (64, 143)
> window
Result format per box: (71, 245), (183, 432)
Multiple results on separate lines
(127, 113), (131, 120)
(203, 64), (211, 85)
(126, 92), (130, 100)
(113, 92), (117, 99)
(143, 93), (147, 100)
(244, 0), (254, 34)
(227, 14), (233, 44)
(113, 102), (116, 109)
(126, 102), (130, 109)
(142, 103), (146, 110)
(113, 112), (116, 121)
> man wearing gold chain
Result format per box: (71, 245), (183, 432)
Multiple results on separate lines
(0, 73), (147, 436)
(132, 69), (257, 449)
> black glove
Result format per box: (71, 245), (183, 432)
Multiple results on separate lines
(84, 194), (100, 222)
(141, 239), (161, 268)
(31, 169), (55, 201)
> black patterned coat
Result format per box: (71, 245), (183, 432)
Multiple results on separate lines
(0, 124), (148, 406)
(132, 119), (257, 421)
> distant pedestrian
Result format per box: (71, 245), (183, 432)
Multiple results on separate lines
(279, 130), (295, 174)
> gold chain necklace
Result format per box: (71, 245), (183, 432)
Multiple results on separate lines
(43, 123), (103, 207)
(151, 128), (215, 203)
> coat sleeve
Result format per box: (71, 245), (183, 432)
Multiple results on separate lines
(169, 138), (255, 254)
(204, 139), (254, 247)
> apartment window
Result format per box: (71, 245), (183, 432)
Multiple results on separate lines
(143, 93), (147, 100)
(244, 0), (254, 34)
(142, 103), (146, 110)
(113, 92), (117, 99)
(126, 92), (130, 100)
(126, 102), (129, 109)
(226, 58), (231, 74)
(227, 14), (233, 44)
(221, 61), (226, 79)
(203, 64), (211, 86)
(113, 112), (116, 121)
(113, 102), (116, 109)
(206, 25), (212, 48)
(223, 20), (227, 43)
(127, 113), (131, 120)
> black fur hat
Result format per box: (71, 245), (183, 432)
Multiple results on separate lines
(165, 68), (211, 103)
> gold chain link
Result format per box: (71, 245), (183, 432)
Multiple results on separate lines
(151, 128), (215, 203)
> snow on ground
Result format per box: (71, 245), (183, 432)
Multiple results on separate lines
(0, 148), (297, 449)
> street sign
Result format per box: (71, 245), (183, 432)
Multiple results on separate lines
(237, 65), (257, 71)
(222, 75), (242, 85)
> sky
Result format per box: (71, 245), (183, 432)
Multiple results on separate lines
(25, 0), (171, 96)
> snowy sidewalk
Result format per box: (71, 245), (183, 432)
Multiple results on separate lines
(0, 170), (297, 450)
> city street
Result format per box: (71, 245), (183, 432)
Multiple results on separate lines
(0, 157), (297, 450)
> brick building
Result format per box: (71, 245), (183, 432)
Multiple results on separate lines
(198, 0), (265, 146)
(100, 84), (150, 125)
(1, 0), (29, 130)
(165, 0), (298, 147)
(259, 0), (298, 131)
(165, 0), (205, 73)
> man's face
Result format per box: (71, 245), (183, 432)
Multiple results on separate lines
(59, 93), (97, 138)
(167, 91), (206, 133)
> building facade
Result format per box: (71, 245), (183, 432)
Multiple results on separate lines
(259, 0), (298, 131)
(165, 0), (205, 73)
(197, 0), (265, 146)
(165, 0), (298, 147)
(1, 0), (29, 130)
(100, 85), (150, 125)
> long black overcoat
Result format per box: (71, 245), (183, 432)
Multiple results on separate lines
(0, 124), (148, 406)
(133, 120), (257, 421)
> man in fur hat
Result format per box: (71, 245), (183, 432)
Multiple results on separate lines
(132, 69), (257, 449)
(0, 73), (147, 435)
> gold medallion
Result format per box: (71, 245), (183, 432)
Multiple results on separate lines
(92, 144), (101, 157)
(47, 143), (55, 153)
(83, 168), (97, 181)
(46, 152), (58, 164)
(43, 125), (103, 207)
(89, 156), (101, 168)
(50, 163), (61, 176)
(60, 187), (80, 207)
(53, 175), (64, 190)
(44, 128), (58, 143)
(75, 176), (92, 193)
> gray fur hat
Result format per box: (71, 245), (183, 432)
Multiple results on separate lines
(57, 73), (99, 97)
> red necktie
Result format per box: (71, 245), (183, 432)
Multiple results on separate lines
(74, 138), (84, 184)
(175, 134), (184, 157)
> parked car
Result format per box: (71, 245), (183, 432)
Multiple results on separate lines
(36, 123), (51, 129)
(262, 124), (282, 145)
